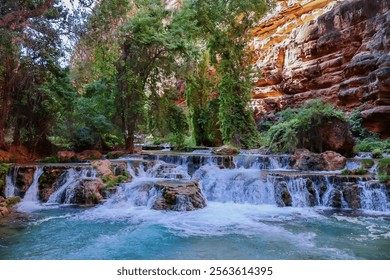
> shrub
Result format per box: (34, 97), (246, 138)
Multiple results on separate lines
(378, 158), (390, 182)
(361, 159), (374, 169)
(267, 100), (347, 153)
(354, 138), (390, 154)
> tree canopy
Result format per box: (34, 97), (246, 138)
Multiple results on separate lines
(1, 0), (269, 155)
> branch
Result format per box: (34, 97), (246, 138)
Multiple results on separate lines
(0, 0), (56, 30)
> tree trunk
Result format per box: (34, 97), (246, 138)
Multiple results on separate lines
(125, 120), (137, 154)
(0, 73), (10, 149)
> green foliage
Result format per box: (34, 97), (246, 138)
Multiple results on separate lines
(185, 52), (221, 146)
(361, 159), (375, 169)
(354, 139), (390, 154)
(348, 107), (379, 141)
(378, 174), (390, 182)
(341, 169), (351, 175)
(180, 0), (268, 148)
(266, 100), (347, 153)
(378, 158), (390, 182)
(103, 175), (129, 189)
(0, 164), (10, 192)
(4, 196), (21, 206)
(354, 168), (367, 175)
(38, 156), (60, 164)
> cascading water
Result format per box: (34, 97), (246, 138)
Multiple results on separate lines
(47, 167), (97, 204)
(5, 167), (19, 198)
(194, 165), (275, 204)
(17, 168), (44, 211)
(359, 181), (389, 211)
(2, 154), (390, 260)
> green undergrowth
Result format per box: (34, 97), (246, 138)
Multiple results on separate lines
(378, 158), (390, 182)
(0, 164), (10, 194)
(102, 174), (129, 189)
(263, 100), (346, 153)
(354, 139), (390, 155)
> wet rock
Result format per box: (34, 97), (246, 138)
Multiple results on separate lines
(275, 181), (292, 207)
(331, 190), (342, 209)
(293, 149), (347, 171)
(15, 167), (36, 195)
(212, 145), (240, 156)
(101, 187), (117, 199)
(38, 167), (65, 202)
(293, 149), (326, 171)
(0, 206), (9, 217)
(319, 183), (328, 202)
(91, 160), (115, 178)
(342, 183), (361, 209)
(113, 163), (128, 177)
(321, 151), (347, 171)
(152, 181), (206, 211)
(306, 180), (316, 207)
(84, 179), (104, 205)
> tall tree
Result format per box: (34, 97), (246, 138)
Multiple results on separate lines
(115, 0), (194, 152)
(0, 0), (90, 151)
(187, 0), (268, 147)
(0, 0), (62, 149)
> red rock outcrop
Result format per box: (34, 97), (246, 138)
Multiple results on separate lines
(250, 0), (390, 138)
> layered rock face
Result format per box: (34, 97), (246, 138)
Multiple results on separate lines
(250, 0), (390, 138)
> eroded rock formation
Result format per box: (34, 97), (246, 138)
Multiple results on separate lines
(250, 0), (390, 138)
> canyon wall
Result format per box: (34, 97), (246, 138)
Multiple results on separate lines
(250, 0), (390, 138)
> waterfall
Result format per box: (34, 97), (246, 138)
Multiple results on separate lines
(5, 167), (19, 198)
(21, 168), (43, 202)
(359, 181), (389, 211)
(195, 165), (275, 204)
(47, 167), (96, 204)
(17, 168), (44, 211)
(6, 152), (387, 213)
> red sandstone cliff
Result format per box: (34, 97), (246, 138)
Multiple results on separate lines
(250, 0), (390, 138)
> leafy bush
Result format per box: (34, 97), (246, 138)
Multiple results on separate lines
(361, 159), (374, 169)
(354, 139), (390, 154)
(266, 100), (346, 153)
(0, 164), (10, 192)
(378, 158), (390, 182)
(348, 108), (376, 140)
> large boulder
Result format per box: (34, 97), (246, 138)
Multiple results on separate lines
(318, 118), (355, 156)
(77, 150), (102, 161)
(293, 149), (346, 171)
(342, 183), (361, 209)
(84, 179), (104, 205)
(38, 167), (65, 202)
(212, 145), (240, 156)
(152, 181), (207, 211)
(15, 167), (36, 195)
(321, 151), (347, 171)
(292, 149), (326, 171)
(57, 151), (77, 162)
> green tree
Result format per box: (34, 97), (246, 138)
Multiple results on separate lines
(185, 51), (221, 146)
(187, 0), (268, 148)
(115, 0), (195, 152)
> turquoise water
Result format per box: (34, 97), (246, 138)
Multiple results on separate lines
(1, 203), (390, 260)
